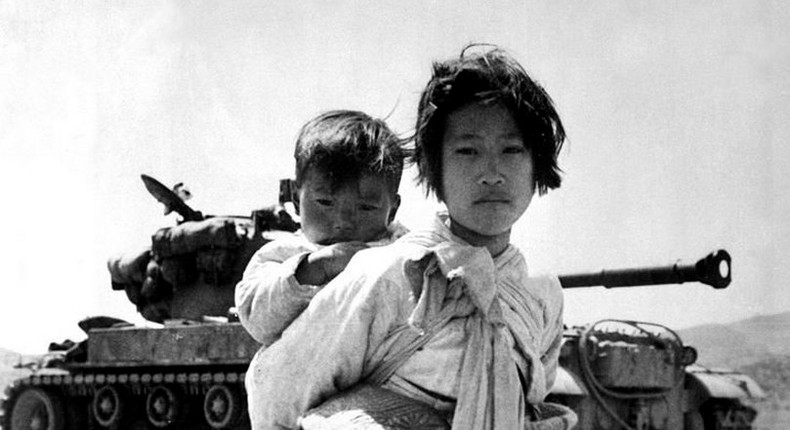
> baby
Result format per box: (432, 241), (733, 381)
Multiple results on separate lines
(235, 109), (406, 347)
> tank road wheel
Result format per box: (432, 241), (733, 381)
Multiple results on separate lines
(203, 384), (243, 429)
(92, 385), (124, 428)
(8, 387), (65, 430)
(145, 385), (184, 428)
(684, 410), (705, 430)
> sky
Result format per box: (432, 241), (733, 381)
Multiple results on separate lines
(1, 1), (789, 354)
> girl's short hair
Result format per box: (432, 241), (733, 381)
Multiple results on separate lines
(294, 110), (404, 196)
(413, 45), (565, 200)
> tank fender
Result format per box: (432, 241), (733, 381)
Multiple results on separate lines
(550, 366), (588, 396)
(686, 366), (765, 400)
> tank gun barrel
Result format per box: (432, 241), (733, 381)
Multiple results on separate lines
(558, 249), (731, 289)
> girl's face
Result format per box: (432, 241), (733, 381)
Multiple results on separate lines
(440, 102), (535, 250)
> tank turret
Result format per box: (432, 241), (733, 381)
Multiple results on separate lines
(108, 175), (299, 323)
(549, 250), (763, 430)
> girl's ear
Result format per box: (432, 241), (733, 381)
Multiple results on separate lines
(388, 194), (401, 223)
(291, 187), (300, 216)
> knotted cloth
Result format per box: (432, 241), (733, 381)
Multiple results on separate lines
(360, 240), (575, 430)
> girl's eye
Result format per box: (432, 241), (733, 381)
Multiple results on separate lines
(360, 204), (379, 211)
(454, 147), (477, 155)
(504, 146), (526, 154)
(315, 199), (333, 207)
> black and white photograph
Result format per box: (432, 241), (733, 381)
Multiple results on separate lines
(1, 1), (788, 429)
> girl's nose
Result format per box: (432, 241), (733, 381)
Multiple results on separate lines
(479, 155), (505, 186)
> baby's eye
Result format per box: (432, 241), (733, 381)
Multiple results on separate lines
(359, 204), (379, 212)
(315, 199), (333, 207)
(503, 145), (526, 154)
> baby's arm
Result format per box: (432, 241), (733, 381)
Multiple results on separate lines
(235, 240), (369, 346)
(246, 251), (403, 428)
(235, 241), (318, 345)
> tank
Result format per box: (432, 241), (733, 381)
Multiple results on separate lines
(0, 175), (300, 430)
(549, 250), (765, 430)
(0, 175), (764, 430)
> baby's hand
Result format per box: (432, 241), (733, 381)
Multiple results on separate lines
(295, 241), (369, 285)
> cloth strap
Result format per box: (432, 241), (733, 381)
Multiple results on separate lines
(364, 249), (460, 385)
(363, 239), (576, 430)
(362, 243), (521, 429)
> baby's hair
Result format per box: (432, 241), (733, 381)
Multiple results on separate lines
(294, 110), (404, 195)
(413, 44), (565, 200)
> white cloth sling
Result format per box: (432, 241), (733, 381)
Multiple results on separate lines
(363, 238), (576, 430)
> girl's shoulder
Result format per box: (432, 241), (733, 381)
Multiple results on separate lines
(349, 241), (433, 277)
(500, 249), (564, 308)
(525, 274), (564, 300)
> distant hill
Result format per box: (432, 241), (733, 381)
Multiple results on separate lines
(678, 311), (790, 429)
(678, 311), (790, 368)
(0, 348), (32, 400)
(0, 347), (22, 368)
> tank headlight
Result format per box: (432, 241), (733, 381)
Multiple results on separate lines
(681, 346), (698, 366)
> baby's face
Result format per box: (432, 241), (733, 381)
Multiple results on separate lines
(296, 169), (399, 246)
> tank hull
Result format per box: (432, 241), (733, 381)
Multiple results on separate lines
(548, 321), (761, 430)
(3, 320), (764, 430)
(2, 323), (258, 430)
(86, 323), (258, 368)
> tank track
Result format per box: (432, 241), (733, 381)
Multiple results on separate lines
(1, 369), (250, 429)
